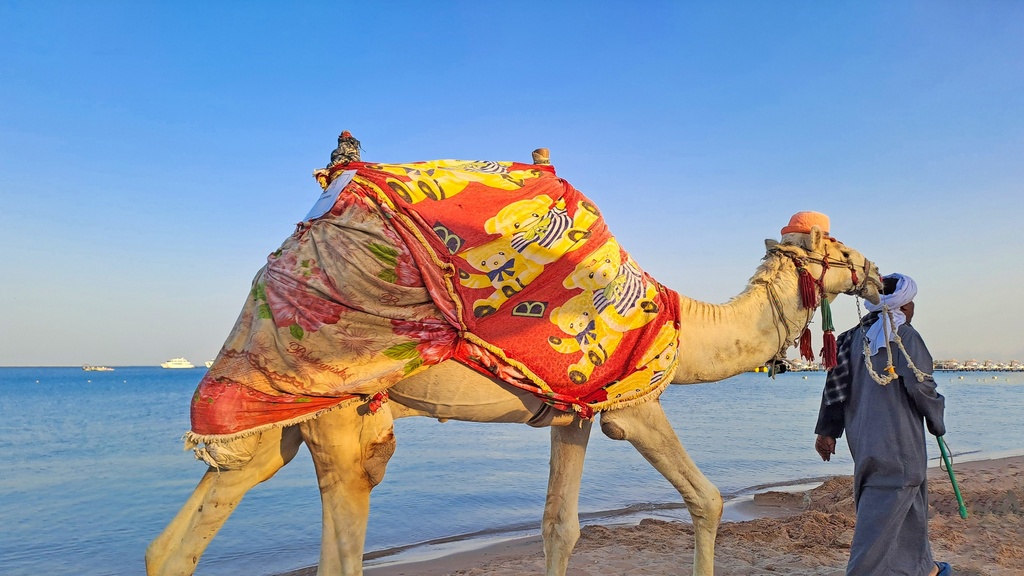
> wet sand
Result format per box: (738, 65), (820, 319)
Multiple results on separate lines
(280, 455), (1024, 575)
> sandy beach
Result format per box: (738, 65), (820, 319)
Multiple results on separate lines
(279, 455), (1024, 576)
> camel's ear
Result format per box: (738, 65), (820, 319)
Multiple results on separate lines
(765, 239), (779, 251)
(808, 226), (824, 253)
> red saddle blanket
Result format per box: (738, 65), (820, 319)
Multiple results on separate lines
(190, 159), (680, 442)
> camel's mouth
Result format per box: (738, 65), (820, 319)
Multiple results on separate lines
(857, 265), (883, 305)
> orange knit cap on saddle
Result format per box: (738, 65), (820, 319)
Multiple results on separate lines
(781, 211), (830, 236)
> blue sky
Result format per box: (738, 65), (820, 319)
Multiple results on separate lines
(2, 2), (1022, 366)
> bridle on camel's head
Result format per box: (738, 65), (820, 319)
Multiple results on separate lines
(762, 236), (879, 372)
(779, 238), (879, 301)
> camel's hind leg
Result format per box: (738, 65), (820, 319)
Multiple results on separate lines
(600, 400), (723, 576)
(300, 400), (396, 576)
(145, 425), (304, 576)
(542, 418), (592, 576)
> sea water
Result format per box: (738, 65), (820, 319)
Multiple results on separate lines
(1, 367), (1021, 576)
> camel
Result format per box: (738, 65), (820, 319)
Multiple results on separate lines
(146, 148), (882, 576)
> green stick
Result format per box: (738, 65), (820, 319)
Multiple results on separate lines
(937, 436), (968, 519)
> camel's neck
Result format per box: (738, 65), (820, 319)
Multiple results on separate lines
(671, 254), (815, 383)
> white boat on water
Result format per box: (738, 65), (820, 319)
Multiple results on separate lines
(82, 365), (114, 372)
(161, 357), (195, 369)
(204, 360), (214, 368)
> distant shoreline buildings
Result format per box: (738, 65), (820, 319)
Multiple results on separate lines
(763, 358), (1024, 373)
(933, 359), (1023, 372)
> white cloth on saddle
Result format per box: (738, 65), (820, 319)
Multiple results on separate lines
(864, 273), (917, 356)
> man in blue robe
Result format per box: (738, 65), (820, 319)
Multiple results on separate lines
(815, 273), (951, 576)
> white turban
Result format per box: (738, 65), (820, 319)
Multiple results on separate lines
(864, 273), (918, 356)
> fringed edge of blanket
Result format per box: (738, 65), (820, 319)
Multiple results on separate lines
(182, 396), (361, 468)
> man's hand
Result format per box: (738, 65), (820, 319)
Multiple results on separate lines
(815, 435), (836, 462)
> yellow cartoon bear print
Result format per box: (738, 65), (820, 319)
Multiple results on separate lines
(485, 195), (600, 265)
(457, 194), (600, 317)
(458, 238), (544, 318)
(373, 160), (543, 204)
(636, 321), (679, 376)
(548, 293), (624, 385)
(602, 321), (679, 402)
(563, 238), (660, 333)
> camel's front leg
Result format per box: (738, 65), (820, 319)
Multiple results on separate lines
(600, 400), (723, 576)
(300, 401), (396, 576)
(542, 417), (592, 576)
(146, 425), (304, 576)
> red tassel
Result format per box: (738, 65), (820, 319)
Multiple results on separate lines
(573, 403), (595, 420)
(821, 331), (838, 369)
(799, 328), (814, 361)
(367, 390), (389, 414)
(798, 268), (818, 309)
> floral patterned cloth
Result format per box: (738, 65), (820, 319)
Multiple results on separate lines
(189, 159), (681, 443)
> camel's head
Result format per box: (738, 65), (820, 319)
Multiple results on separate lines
(766, 223), (882, 306)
